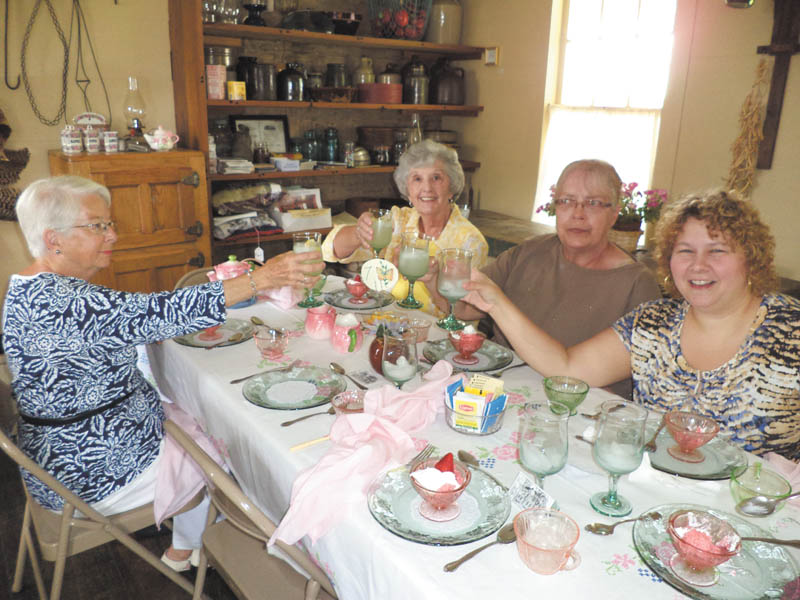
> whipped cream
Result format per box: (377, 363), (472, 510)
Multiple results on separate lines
(411, 467), (458, 491)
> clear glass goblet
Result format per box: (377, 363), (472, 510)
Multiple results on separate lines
(436, 248), (472, 331)
(397, 233), (430, 310)
(381, 328), (418, 389)
(369, 208), (393, 258)
(519, 402), (569, 489)
(292, 231), (323, 308)
(590, 400), (648, 517)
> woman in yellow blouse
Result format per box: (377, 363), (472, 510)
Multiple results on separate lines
(322, 140), (488, 315)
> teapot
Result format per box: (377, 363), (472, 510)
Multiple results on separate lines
(144, 125), (180, 151)
(206, 255), (256, 308)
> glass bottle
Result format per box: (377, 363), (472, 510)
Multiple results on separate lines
(123, 76), (147, 130)
(324, 127), (339, 162)
(392, 130), (408, 164)
(343, 141), (355, 167)
(303, 129), (320, 161)
(210, 119), (233, 157)
(409, 112), (423, 146)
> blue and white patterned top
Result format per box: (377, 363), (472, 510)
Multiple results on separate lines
(612, 294), (800, 460)
(1, 273), (226, 509)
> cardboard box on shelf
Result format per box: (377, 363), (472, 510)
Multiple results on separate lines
(268, 187), (332, 232)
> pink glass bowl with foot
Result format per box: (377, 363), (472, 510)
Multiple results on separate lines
(345, 278), (369, 304)
(448, 331), (486, 365)
(667, 509), (741, 587)
(410, 457), (471, 522)
(197, 324), (223, 342)
(331, 390), (365, 416)
(664, 411), (720, 463)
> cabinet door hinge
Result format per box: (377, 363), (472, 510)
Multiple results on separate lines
(181, 171), (200, 187)
(188, 252), (205, 267)
(185, 221), (204, 237)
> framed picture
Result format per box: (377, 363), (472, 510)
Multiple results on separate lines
(228, 114), (290, 154)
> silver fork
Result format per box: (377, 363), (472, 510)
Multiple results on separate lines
(488, 363), (526, 378)
(407, 444), (434, 469)
(229, 359), (301, 384)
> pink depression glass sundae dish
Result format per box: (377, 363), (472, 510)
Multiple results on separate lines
(666, 509), (741, 587)
(410, 453), (471, 522)
(448, 325), (486, 365)
(197, 324), (223, 342)
(664, 411), (720, 464)
(345, 275), (369, 304)
(331, 390), (365, 415)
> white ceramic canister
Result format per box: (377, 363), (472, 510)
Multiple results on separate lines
(83, 125), (101, 154)
(102, 130), (119, 153)
(60, 125), (83, 154)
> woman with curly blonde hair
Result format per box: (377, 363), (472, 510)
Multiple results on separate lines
(460, 188), (800, 460)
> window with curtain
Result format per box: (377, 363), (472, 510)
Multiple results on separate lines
(533, 0), (677, 224)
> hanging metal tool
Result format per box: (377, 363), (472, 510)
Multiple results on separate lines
(4, 0), (20, 89)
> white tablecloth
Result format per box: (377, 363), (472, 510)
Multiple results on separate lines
(148, 277), (800, 600)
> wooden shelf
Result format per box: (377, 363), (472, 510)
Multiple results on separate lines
(214, 227), (333, 248)
(203, 24), (484, 60)
(210, 160), (480, 182)
(207, 99), (483, 116)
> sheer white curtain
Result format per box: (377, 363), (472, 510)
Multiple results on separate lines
(533, 106), (661, 224)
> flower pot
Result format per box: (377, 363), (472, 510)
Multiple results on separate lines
(608, 228), (643, 254)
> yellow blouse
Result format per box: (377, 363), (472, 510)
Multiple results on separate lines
(322, 205), (489, 316)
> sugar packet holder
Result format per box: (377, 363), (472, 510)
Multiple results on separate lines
(445, 379), (507, 434)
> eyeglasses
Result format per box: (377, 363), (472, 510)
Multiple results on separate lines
(71, 221), (116, 234)
(554, 197), (613, 213)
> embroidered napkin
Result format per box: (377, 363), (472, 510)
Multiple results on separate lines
(270, 361), (458, 546)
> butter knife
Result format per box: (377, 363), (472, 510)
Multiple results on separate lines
(229, 359), (301, 384)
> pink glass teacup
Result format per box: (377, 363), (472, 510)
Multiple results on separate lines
(514, 508), (581, 575)
(253, 326), (288, 360)
(305, 305), (336, 340)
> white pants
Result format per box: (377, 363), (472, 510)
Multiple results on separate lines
(89, 440), (210, 550)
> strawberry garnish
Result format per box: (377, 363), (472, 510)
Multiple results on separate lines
(434, 452), (454, 473)
(353, 274), (362, 282)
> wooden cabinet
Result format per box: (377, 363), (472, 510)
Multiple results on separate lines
(167, 0), (484, 264)
(48, 150), (212, 293)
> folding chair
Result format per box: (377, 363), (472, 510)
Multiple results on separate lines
(174, 268), (212, 290)
(163, 419), (337, 600)
(0, 427), (198, 600)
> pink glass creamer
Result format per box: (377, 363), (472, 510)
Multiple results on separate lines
(305, 305), (336, 340)
(331, 314), (364, 353)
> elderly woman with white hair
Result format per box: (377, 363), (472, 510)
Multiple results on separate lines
(322, 139), (488, 314)
(2, 175), (323, 570)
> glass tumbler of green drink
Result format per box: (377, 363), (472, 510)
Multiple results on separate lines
(370, 208), (393, 258)
(397, 233), (430, 309)
(292, 231), (323, 308)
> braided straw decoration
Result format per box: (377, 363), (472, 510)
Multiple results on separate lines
(726, 58), (770, 198)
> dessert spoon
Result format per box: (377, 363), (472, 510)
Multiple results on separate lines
(644, 416), (666, 453)
(736, 490), (800, 517)
(281, 406), (336, 427)
(443, 523), (516, 572)
(740, 535), (800, 549)
(585, 511), (662, 536)
(329, 362), (368, 390)
(457, 450), (480, 468)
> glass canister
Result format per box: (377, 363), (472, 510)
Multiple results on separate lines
(343, 141), (355, 167)
(236, 56), (259, 100)
(373, 145), (391, 165)
(392, 130), (408, 164)
(306, 71), (324, 89)
(353, 56), (375, 85)
(425, 0), (463, 45)
(210, 119), (233, 157)
(252, 63), (277, 101)
(277, 63), (304, 101)
(403, 64), (429, 104)
(303, 129), (320, 161)
(324, 128), (339, 162)
(325, 63), (349, 88)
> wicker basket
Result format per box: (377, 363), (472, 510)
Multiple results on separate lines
(367, 0), (432, 40)
(608, 228), (643, 254)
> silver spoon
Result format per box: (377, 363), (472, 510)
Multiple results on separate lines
(329, 362), (368, 390)
(281, 406), (336, 427)
(457, 450), (480, 468)
(488, 363), (526, 378)
(740, 536), (800, 549)
(204, 332), (243, 350)
(585, 511), (662, 536)
(736, 490), (800, 517)
(443, 523), (517, 572)
(644, 416), (666, 453)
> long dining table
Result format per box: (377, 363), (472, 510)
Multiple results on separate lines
(147, 276), (800, 600)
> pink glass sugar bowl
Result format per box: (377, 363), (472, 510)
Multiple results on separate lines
(513, 508), (581, 575)
(664, 411), (720, 463)
(409, 457), (471, 522)
(666, 509), (741, 587)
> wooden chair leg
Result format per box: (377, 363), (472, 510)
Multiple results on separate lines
(49, 504), (76, 600)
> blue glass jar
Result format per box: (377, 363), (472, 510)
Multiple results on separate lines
(324, 127), (339, 162)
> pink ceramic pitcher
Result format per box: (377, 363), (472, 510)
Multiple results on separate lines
(305, 305), (336, 340)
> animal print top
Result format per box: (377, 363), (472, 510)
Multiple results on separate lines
(612, 294), (800, 461)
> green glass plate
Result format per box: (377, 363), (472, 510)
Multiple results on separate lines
(323, 288), (395, 311)
(422, 339), (513, 372)
(173, 318), (254, 348)
(367, 465), (511, 546)
(633, 503), (799, 599)
(242, 365), (346, 410)
(646, 419), (748, 481)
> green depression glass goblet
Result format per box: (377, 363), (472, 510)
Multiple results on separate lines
(519, 402), (569, 490)
(590, 400), (648, 517)
(381, 328), (418, 389)
(436, 248), (472, 331)
(397, 233), (430, 310)
(369, 208), (393, 258)
(292, 231), (323, 308)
